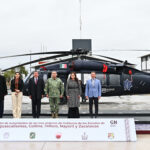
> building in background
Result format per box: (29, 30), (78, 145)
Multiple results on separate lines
(140, 54), (150, 72)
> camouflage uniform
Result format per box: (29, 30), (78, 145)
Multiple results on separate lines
(45, 78), (64, 115)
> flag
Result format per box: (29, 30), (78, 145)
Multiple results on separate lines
(60, 64), (67, 69)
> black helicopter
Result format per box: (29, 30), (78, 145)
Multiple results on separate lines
(1, 49), (150, 100)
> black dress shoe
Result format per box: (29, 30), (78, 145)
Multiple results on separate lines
(90, 115), (93, 118)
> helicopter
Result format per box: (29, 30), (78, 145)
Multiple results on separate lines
(1, 48), (150, 101)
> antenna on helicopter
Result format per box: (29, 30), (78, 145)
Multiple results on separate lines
(79, 0), (82, 39)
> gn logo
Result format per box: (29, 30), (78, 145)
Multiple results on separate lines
(110, 120), (117, 125)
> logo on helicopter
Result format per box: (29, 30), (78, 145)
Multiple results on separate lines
(123, 79), (133, 91)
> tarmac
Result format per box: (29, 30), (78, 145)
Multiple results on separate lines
(1, 95), (150, 150)
(2, 94), (150, 122)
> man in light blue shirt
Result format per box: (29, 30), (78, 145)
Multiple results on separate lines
(85, 72), (101, 118)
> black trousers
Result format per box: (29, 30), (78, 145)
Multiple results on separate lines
(0, 99), (4, 118)
(32, 98), (41, 118)
(68, 107), (80, 118)
(89, 97), (98, 117)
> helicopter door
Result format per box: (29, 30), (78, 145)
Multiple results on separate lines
(96, 74), (107, 87)
(108, 74), (121, 86)
(106, 74), (122, 95)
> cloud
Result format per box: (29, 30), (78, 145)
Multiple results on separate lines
(0, 0), (150, 70)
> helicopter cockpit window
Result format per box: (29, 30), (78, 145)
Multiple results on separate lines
(43, 74), (48, 83)
(109, 74), (120, 86)
(96, 74), (107, 85)
(24, 72), (34, 84)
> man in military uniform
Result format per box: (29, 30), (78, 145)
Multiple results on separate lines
(45, 71), (64, 118)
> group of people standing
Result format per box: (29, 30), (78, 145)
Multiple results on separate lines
(0, 70), (101, 119)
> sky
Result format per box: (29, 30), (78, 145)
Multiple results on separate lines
(0, 0), (150, 71)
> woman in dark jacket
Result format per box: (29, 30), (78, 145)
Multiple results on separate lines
(66, 72), (82, 118)
(11, 72), (24, 118)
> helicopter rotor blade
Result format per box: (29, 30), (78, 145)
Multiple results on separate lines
(32, 57), (79, 68)
(2, 54), (68, 71)
(94, 49), (150, 52)
(1, 49), (149, 59)
(0, 49), (89, 59)
(0, 51), (71, 59)
(92, 53), (135, 65)
(80, 55), (117, 64)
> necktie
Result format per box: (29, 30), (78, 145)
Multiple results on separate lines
(35, 78), (38, 85)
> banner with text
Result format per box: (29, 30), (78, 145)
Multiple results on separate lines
(0, 118), (136, 141)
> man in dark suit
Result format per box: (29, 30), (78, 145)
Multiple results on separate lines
(28, 71), (45, 118)
(0, 70), (7, 118)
